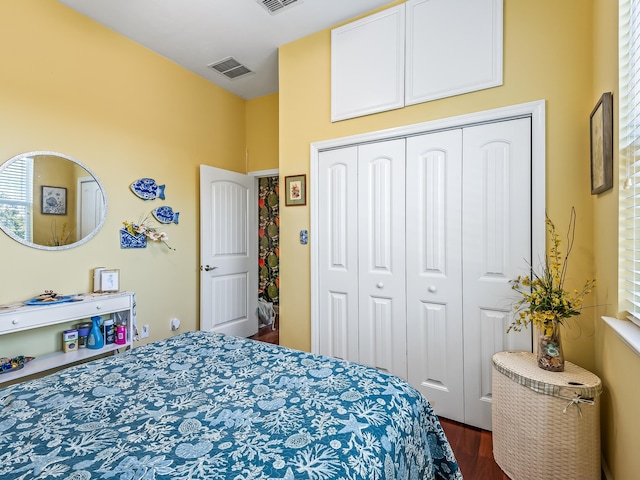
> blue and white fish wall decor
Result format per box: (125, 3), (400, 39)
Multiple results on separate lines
(152, 206), (179, 224)
(130, 178), (166, 201)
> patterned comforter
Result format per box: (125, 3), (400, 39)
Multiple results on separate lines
(0, 331), (462, 479)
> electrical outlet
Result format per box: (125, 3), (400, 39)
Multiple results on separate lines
(141, 324), (150, 338)
(170, 318), (181, 331)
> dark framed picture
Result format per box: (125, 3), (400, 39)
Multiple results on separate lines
(590, 92), (613, 194)
(41, 185), (67, 215)
(285, 174), (306, 206)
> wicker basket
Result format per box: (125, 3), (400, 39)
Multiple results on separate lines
(492, 351), (602, 480)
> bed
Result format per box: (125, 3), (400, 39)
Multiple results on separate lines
(0, 331), (462, 480)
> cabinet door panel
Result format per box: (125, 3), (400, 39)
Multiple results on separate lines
(406, 0), (503, 105)
(331, 5), (405, 121)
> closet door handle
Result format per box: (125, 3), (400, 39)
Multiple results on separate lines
(376, 282), (384, 289)
(202, 265), (218, 272)
(428, 285), (437, 293)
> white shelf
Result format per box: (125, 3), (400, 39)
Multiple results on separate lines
(0, 342), (130, 383)
(0, 291), (135, 384)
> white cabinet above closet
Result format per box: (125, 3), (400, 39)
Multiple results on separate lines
(331, 5), (405, 122)
(331, 0), (503, 122)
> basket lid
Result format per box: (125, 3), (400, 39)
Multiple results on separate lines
(492, 351), (602, 400)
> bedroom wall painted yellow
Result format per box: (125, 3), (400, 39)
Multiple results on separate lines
(591, 1), (640, 478)
(246, 93), (279, 172)
(0, 0), (246, 355)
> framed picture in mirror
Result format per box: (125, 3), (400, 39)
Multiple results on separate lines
(41, 185), (67, 215)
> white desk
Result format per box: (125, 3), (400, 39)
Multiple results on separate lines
(0, 292), (135, 384)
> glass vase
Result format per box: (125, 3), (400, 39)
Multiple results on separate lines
(536, 320), (564, 372)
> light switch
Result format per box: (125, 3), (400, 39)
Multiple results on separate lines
(300, 230), (308, 245)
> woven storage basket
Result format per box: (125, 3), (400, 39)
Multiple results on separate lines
(492, 351), (602, 480)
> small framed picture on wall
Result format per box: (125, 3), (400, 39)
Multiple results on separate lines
(284, 174), (306, 206)
(590, 92), (613, 194)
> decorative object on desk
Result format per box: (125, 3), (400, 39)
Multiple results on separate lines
(284, 174), (306, 206)
(122, 214), (174, 250)
(24, 290), (74, 305)
(100, 269), (120, 292)
(93, 267), (106, 292)
(87, 316), (104, 349)
(0, 356), (34, 374)
(590, 92), (613, 194)
(508, 208), (596, 372)
(41, 185), (67, 215)
(130, 177), (165, 200)
(152, 205), (179, 224)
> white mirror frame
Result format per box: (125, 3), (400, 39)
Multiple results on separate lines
(0, 151), (108, 250)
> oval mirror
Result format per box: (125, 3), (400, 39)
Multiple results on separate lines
(0, 151), (107, 250)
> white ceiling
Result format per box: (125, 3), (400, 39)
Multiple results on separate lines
(56, 0), (392, 100)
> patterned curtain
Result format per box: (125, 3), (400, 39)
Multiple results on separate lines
(258, 176), (279, 305)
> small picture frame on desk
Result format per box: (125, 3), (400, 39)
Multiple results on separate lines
(100, 269), (120, 292)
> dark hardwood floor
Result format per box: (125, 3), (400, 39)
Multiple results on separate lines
(249, 323), (508, 480)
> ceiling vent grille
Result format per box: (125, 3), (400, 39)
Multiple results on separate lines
(207, 57), (253, 80)
(258, 0), (302, 15)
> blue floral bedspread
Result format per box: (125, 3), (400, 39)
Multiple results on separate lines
(0, 331), (462, 480)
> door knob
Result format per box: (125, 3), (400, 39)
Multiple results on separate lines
(202, 265), (218, 271)
(428, 285), (437, 293)
(376, 282), (384, 289)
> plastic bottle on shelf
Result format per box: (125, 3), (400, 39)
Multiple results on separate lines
(87, 316), (104, 349)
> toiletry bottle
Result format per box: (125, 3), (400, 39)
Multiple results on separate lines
(87, 316), (105, 349)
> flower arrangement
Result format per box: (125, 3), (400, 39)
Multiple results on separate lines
(122, 215), (174, 250)
(508, 208), (595, 337)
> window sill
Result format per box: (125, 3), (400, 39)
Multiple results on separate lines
(602, 316), (640, 357)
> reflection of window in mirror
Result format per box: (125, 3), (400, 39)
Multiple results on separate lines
(0, 156), (34, 242)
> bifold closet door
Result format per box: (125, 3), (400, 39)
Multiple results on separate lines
(317, 140), (407, 380)
(317, 146), (359, 362)
(357, 140), (407, 379)
(406, 129), (465, 422)
(461, 118), (532, 430)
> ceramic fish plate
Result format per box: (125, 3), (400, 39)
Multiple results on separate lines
(152, 206), (179, 224)
(130, 178), (165, 201)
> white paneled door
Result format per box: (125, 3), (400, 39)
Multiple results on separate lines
(461, 119), (532, 430)
(358, 140), (407, 379)
(317, 117), (532, 430)
(200, 165), (258, 337)
(318, 140), (407, 380)
(405, 129), (464, 421)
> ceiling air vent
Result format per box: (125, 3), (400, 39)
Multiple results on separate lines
(257, 0), (302, 15)
(207, 57), (253, 80)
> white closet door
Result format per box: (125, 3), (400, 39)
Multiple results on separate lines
(462, 118), (532, 430)
(406, 129), (464, 421)
(358, 140), (407, 379)
(317, 147), (360, 361)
